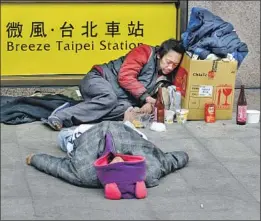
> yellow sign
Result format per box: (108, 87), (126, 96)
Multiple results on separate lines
(1, 3), (177, 76)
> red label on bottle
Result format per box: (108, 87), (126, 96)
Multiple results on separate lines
(237, 105), (247, 122)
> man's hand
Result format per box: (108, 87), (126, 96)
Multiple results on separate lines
(124, 108), (138, 122)
(140, 103), (153, 114)
(146, 96), (156, 105)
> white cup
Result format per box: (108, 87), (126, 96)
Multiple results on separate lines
(176, 109), (189, 124)
(164, 110), (175, 124)
(247, 110), (260, 124)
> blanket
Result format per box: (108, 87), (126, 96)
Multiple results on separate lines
(30, 121), (189, 188)
(0, 95), (79, 125)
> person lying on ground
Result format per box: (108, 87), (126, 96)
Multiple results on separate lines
(26, 109), (189, 194)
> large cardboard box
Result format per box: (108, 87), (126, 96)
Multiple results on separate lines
(174, 54), (238, 120)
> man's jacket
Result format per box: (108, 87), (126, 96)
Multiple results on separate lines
(91, 44), (164, 104)
(30, 121), (189, 188)
(182, 7), (248, 67)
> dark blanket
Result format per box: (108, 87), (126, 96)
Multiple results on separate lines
(30, 121), (189, 188)
(182, 7), (248, 67)
(0, 95), (79, 125)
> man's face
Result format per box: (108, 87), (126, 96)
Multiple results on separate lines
(159, 50), (183, 75)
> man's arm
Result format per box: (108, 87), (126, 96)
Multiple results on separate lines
(27, 153), (83, 186)
(122, 107), (148, 140)
(118, 44), (153, 104)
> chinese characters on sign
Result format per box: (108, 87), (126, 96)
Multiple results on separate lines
(82, 21), (98, 37)
(6, 20), (144, 38)
(6, 22), (23, 38)
(30, 22), (47, 37)
(105, 21), (120, 37)
(6, 21), (145, 53)
(128, 21), (144, 37)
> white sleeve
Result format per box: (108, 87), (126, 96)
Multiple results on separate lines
(66, 124), (96, 153)
(124, 121), (148, 140)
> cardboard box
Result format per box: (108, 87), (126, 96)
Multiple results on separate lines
(174, 53), (238, 120)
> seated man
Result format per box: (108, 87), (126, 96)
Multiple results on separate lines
(26, 109), (189, 197)
(47, 38), (185, 130)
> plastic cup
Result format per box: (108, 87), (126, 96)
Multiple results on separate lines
(132, 113), (152, 128)
(176, 109), (189, 124)
(165, 110), (175, 124)
(246, 110), (260, 124)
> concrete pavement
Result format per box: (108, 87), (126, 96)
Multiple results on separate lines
(1, 89), (260, 220)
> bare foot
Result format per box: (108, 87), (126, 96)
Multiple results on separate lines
(26, 154), (34, 165)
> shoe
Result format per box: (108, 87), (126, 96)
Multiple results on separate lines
(50, 102), (70, 116)
(42, 102), (70, 130)
(41, 116), (63, 131)
(48, 115), (63, 131)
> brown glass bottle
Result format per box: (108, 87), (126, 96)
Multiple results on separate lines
(236, 85), (247, 125)
(154, 87), (165, 123)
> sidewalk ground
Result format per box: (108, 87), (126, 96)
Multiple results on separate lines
(1, 89), (260, 220)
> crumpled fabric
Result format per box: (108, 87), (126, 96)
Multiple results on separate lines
(182, 7), (248, 67)
(0, 95), (79, 125)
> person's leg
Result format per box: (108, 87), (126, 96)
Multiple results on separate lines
(49, 71), (130, 129)
(102, 99), (132, 121)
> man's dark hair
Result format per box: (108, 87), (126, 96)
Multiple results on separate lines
(156, 38), (185, 58)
